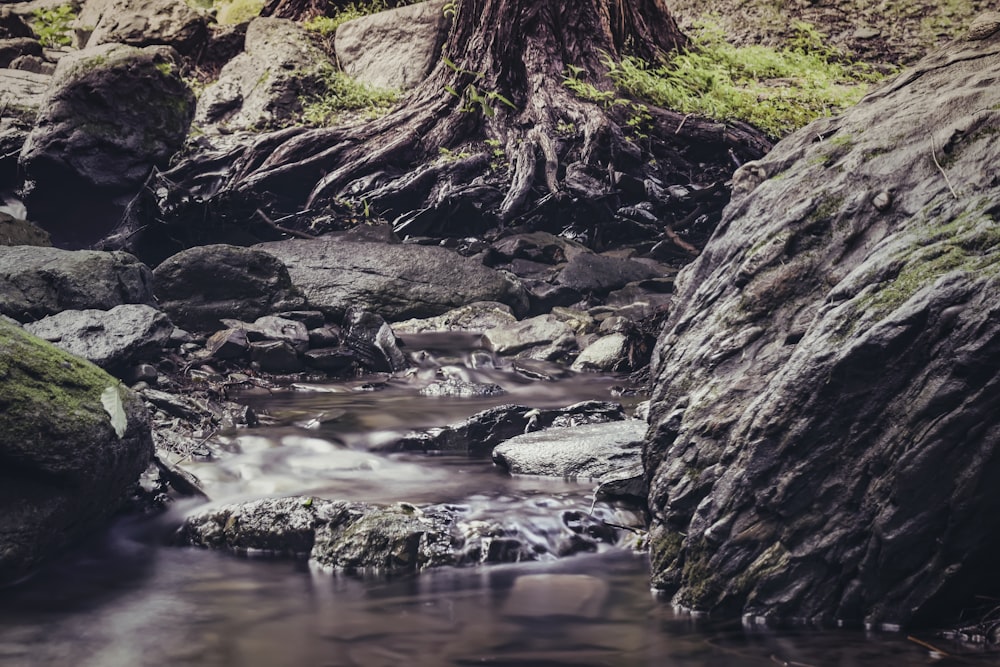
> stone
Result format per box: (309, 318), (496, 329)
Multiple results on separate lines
(334, 0), (450, 91)
(419, 377), (505, 398)
(23, 304), (174, 373)
(488, 231), (591, 265)
(0, 37), (42, 67)
(194, 17), (331, 133)
(571, 333), (629, 372)
(483, 313), (576, 357)
(391, 301), (516, 334)
(344, 308), (408, 373)
(250, 339), (303, 373)
(493, 419), (646, 480)
(81, 0), (209, 54)
(0, 246), (156, 323)
(225, 315), (309, 353)
(302, 347), (355, 374)
(556, 252), (667, 296)
(645, 33), (1000, 627)
(0, 69), (50, 184)
(257, 238), (529, 320)
(153, 244), (305, 333)
(0, 318), (153, 583)
(18, 43), (194, 245)
(0, 212), (50, 247)
(205, 328), (249, 360)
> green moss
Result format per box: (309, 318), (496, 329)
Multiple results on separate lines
(649, 526), (685, 576)
(215, 0), (265, 24)
(0, 320), (114, 447)
(298, 64), (399, 126)
(588, 21), (883, 139)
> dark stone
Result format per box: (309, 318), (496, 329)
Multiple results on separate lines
(0, 212), (49, 247)
(307, 325), (341, 348)
(0, 37), (42, 67)
(556, 252), (667, 296)
(250, 339), (303, 373)
(205, 328), (249, 360)
(302, 347), (355, 374)
(344, 307), (408, 373)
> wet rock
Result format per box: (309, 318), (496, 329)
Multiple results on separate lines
(0, 318), (153, 583)
(205, 327), (250, 360)
(493, 419), (646, 480)
(153, 244), (305, 333)
(488, 231), (591, 266)
(194, 17), (330, 133)
(80, 0), (209, 54)
(226, 315), (309, 353)
(556, 252), (666, 296)
(645, 33), (1000, 627)
(571, 333), (629, 372)
(344, 308), (408, 373)
(334, 0), (449, 91)
(0, 212), (49, 247)
(419, 377), (505, 398)
(257, 238), (530, 320)
(396, 401), (626, 456)
(23, 304), (174, 374)
(483, 313), (577, 360)
(391, 301), (516, 334)
(250, 339), (303, 373)
(307, 325), (340, 348)
(0, 246), (155, 322)
(19, 43), (195, 245)
(302, 347), (355, 374)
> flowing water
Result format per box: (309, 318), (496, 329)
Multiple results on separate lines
(0, 338), (995, 666)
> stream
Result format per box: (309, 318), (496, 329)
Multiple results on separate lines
(0, 340), (994, 665)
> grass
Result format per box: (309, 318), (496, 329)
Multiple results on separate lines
(299, 64), (399, 125)
(590, 21), (884, 139)
(215, 0), (265, 24)
(303, 0), (424, 35)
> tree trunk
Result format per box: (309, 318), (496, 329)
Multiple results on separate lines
(110, 0), (772, 262)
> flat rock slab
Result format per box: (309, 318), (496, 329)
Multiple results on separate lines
(257, 238), (529, 321)
(492, 419), (647, 480)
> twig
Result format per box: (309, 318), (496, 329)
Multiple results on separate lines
(675, 113), (691, 134)
(907, 635), (954, 658)
(930, 142), (959, 200)
(255, 208), (318, 239)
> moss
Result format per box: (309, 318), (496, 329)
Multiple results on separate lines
(0, 319), (115, 448)
(649, 526), (685, 577)
(298, 64), (399, 126)
(731, 542), (790, 598)
(215, 0), (265, 24)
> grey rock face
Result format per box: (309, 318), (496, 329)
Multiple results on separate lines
(0, 68), (50, 183)
(493, 420), (646, 480)
(18, 43), (194, 244)
(335, 0), (449, 91)
(483, 313), (577, 359)
(0, 246), (155, 322)
(0, 319), (153, 583)
(645, 33), (1000, 627)
(194, 17), (330, 133)
(153, 244), (305, 332)
(556, 253), (666, 296)
(0, 212), (49, 247)
(257, 238), (530, 321)
(82, 0), (208, 54)
(24, 304), (173, 372)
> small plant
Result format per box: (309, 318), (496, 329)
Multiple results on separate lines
(437, 146), (473, 162)
(485, 138), (505, 171)
(442, 1), (457, 18)
(32, 4), (75, 48)
(442, 56), (516, 117)
(300, 64), (399, 125)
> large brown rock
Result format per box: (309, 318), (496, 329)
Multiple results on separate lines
(644, 28), (1000, 628)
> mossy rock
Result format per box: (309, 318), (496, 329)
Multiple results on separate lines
(0, 318), (153, 583)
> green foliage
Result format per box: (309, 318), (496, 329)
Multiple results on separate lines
(215, 0), (265, 24)
(303, 0), (423, 34)
(32, 4), (75, 48)
(576, 21), (884, 139)
(441, 57), (516, 118)
(300, 64), (399, 126)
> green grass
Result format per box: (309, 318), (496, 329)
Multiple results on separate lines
(590, 21), (884, 139)
(299, 64), (399, 125)
(215, 0), (265, 24)
(303, 0), (424, 35)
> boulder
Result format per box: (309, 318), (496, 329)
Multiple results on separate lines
(24, 304), (174, 373)
(194, 17), (331, 133)
(0, 246), (156, 323)
(0, 37), (42, 67)
(257, 238), (529, 320)
(483, 313), (576, 359)
(0, 318), (153, 583)
(79, 0), (209, 54)
(645, 30), (1000, 628)
(334, 0), (450, 91)
(493, 419), (646, 480)
(0, 212), (50, 246)
(18, 43), (195, 245)
(556, 252), (667, 296)
(391, 301), (516, 334)
(0, 68), (50, 185)
(570, 333), (629, 372)
(153, 244), (305, 332)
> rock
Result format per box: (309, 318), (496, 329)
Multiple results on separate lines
(307, 325), (340, 348)
(488, 231), (591, 265)
(0, 246), (155, 323)
(205, 327), (250, 360)
(571, 333), (629, 372)
(391, 301), (516, 334)
(395, 401), (626, 456)
(0, 212), (50, 246)
(152, 244), (305, 333)
(224, 315), (309, 353)
(257, 238), (529, 320)
(301, 347), (354, 374)
(483, 313), (577, 359)
(344, 307), (408, 373)
(493, 420), (646, 480)
(9, 54), (54, 74)
(334, 0), (449, 91)
(0, 37), (42, 67)
(81, 0), (209, 54)
(0, 318), (153, 583)
(419, 377), (505, 397)
(24, 304), (174, 373)
(18, 43), (194, 245)
(250, 339), (303, 373)
(556, 252), (667, 296)
(645, 34), (1000, 627)
(194, 17), (330, 133)
(0, 69), (50, 184)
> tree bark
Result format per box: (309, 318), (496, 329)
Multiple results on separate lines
(109, 0), (773, 262)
